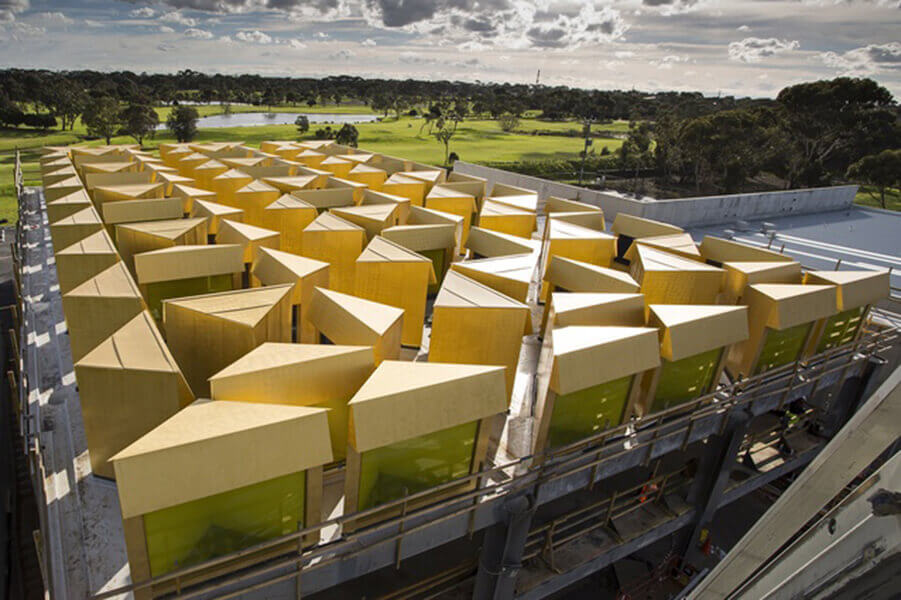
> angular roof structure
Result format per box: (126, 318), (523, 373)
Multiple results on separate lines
(648, 304), (749, 361)
(62, 262), (146, 361)
(76, 311), (193, 479)
(550, 292), (646, 329)
(134, 244), (244, 285)
(450, 254), (537, 303)
(804, 269), (890, 311)
(112, 399), (331, 519)
(348, 360), (507, 452)
(546, 256), (640, 293)
(308, 287), (403, 364)
(216, 219), (280, 263)
(191, 198), (244, 235)
(548, 326), (660, 395)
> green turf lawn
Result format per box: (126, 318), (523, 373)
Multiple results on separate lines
(854, 185), (901, 212)
(0, 107), (626, 224)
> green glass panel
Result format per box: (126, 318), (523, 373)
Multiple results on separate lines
(650, 348), (723, 413)
(419, 247), (447, 295)
(357, 421), (477, 511)
(754, 322), (812, 375)
(547, 375), (633, 449)
(144, 472), (305, 577)
(816, 306), (865, 353)
(145, 274), (234, 322)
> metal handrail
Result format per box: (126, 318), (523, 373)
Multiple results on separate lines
(90, 323), (899, 600)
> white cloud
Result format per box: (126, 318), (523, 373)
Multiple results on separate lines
(361, 38), (376, 46)
(737, 24), (750, 32)
(130, 6), (155, 18)
(157, 42), (175, 52)
(651, 54), (690, 69)
(820, 42), (901, 76)
(158, 25), (175, 33)
(615, 50), (635, 59)
(0, 0), (28, 23)
(159, 11), (197, 27)
(641, 0), (706, 16)
(235, 29), (273, 44)
(2, 21), (44, 39)
(31, 12), (73, 26)
(184, 27), (214, 39)
(84, 19), (104, 28)
(728, 37), (800, 63)
(315, 31), (329, 39)
(329, 48), (356, 60)
(288, 38), (307, 49)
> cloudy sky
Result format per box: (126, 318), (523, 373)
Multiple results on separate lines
(1, 0), (899, 98)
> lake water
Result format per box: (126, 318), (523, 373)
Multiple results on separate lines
(157, 112), (380, 130)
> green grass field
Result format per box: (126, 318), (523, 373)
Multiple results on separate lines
(854, 185), (901, 212)
(0, 107), (626, 223)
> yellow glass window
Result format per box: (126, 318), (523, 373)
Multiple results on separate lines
(755, 322), (812, 375)
(143, 471), (304, 577)
(357, 421), (477, 511)
(816, 306), (865, 353)
(548, 375), (633, 449)
(650, 348), (722, 413)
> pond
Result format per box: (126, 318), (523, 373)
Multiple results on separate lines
(156, 112), (380, 130)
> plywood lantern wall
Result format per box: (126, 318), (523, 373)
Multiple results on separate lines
(332, 204), (399, 241)
(191, 199), (244, 240)
(234, 180), (281, 226)
(361, 189), (412, 226)
(545, 293), (646, 334)
(542, 220), (617, 299)
(163, 284), (294, 397)
(74, 311), (194, 479)
(534, 326), (660, 454)
(251, 248), (329, 343)
(134, 244), (244, 323)
(721, 261), (803, 305)
(170, 183), (217, 216)
(429, 270), (530, 399)
(62, 262), (146, 362)
(478, 199), (537, 240)
(381, 224), (457, 295)
(382, 173), (428, 206)
(50, 206), (104, 252)
(212, 169), (254, 206)
(803, 270), (889, 355)
(354, 236), (436, 347)
(699, 235), (797, 267)
(216, 219), (280, 266)
(611, 213), (683, 262)
(111, 400), (331, 590)
(54, 229), (121, 294)
(301, 212), (367, 294)
(210, 343), (374, 461)
(467, 226), (538, 260)
(101, 198), (184, 234)
(425, 186), (478, 247)
(115, 218), (209, 274)
(641, 305), (749, 416)
(345, 361), (506, 527)
(726, 284), (837, 379)
(46, 188), (92, 223)
(307, 287), (403, 365)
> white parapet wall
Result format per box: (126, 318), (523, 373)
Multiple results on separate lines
(454, 162), (858, 228)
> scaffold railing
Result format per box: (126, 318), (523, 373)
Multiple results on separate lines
(88, 319), (900, 600)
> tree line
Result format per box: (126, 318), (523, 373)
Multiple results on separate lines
(1, 69), (897, 204)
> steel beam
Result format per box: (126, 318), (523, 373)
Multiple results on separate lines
(687, 366), (901, 599)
